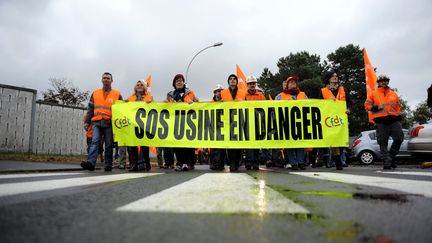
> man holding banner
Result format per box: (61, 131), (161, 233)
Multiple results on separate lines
(244, 75), (266, 170)
(319, 71), (352, 170)
(364, 75), (403, 170)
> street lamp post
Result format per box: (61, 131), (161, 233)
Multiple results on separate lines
(185, 42), (223, 82)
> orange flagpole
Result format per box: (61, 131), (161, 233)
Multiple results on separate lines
(235, 64), (248, 91)
(363, 48), (378, 123)
(268, 94), (273, 100)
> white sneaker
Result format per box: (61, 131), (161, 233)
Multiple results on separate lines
(181, 164), (189, 171)
(284, 164), (292, 169)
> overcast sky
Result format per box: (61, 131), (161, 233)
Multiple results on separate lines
(1, 0), (431, 108)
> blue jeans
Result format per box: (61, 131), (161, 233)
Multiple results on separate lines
(87, 125), (114, 167)
(287, 148), (305, 165)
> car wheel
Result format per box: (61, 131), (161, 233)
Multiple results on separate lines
(358, 150), (376, 165)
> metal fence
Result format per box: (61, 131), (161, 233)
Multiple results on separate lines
(0, 84), (87, 155)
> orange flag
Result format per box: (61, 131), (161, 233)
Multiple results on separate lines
(363, 48), (378, 123)
(145, 75), (152, 94)
(235, 64), (248, 91)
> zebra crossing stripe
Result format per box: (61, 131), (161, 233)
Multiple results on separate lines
(0, 172), (87, 179)
(0, 173), (162, 197)
(116, 173), (309, 214)
(290, 172), (432, 198)
(378, 171), (432, 177)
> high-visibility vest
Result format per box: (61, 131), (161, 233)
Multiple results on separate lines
(245, 90), (266, 101)
(221, 88), (246, 101)
(278, 92), (307, 100)
(364, 87), (401, 120)
(91, 89), (121, 121)
(127, 94), (153, 102)
(321, 86), (346, 100)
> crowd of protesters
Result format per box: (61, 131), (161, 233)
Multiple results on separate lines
(81, 71), (404, 172)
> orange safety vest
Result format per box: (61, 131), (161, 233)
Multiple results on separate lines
(221, 88), (246, 101)
(86, 125), (92, 138)
(91, 89), (121, 121)
(127, 94), (153, 102)
(278, 92), (307, 100)
(245, 90), (266, 101)
(321, 86), (346, 100)
(364, 87), (401, 120)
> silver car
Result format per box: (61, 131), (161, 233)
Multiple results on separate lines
(350, 129), (411, 165)
(408, 121), (432, 157)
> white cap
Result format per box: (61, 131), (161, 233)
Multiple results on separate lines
(213, 84), (224, 92)
(246, 75), (258, 84)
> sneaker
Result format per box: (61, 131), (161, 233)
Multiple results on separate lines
(104, 167), (112, 172)
(265, 160), (273, 168)
(291, 164), (299, 171)
(336, 166), (343, 170)
(298, 164), (306, 170)
(137, 164), (145, 171)
(118, 164), (125, 169)
(181, 164), (189, 171)
(189, 165), (195, 170)
(383, 161), (392, 170)
(284, 164), (292, 169)
(80, 161), (95, 171)
(252, 165), (260, 170)
(145, 162), (151, 171)
(229, 166), (238, 172)
(174, 165), (182, 171)
(129, 165), (138, 172)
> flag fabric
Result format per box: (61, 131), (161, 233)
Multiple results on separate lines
(363, 48), (378, 123)
(149, 147), (157, 156)
(235, 64), (248, 91)
(146, 75), (152, 94)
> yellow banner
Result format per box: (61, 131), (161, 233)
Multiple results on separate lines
(112, 100), (349, 148)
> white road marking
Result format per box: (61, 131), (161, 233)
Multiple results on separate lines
(0, 173), (162, 197)
(377, 171), (432, 177)
(291, 172), (432, 197)
(117, 173), (309, 214)
(0, 172), (87, 179)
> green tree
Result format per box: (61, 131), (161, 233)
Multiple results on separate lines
(40, 78), (89, 107)
(399, 97), (414, 128)
(327, 44), (373, 135)
(413, 101), (432, 124)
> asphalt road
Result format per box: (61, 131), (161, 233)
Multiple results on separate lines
(0, 165), (431, 243)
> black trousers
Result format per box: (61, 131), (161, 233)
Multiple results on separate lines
(226, 149), (242, 169)
(376, 121), (404, 163)
(128, 146), (150, 166)
(173, 148), (195, 166)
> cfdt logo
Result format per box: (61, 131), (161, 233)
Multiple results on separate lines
(114, 116), (131, 129)
(325, 115), (344, 128)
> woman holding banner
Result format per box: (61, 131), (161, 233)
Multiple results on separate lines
(166, 74), (199, 171)
(127, 80), (153, 172)
(275, 76), (308, 170)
